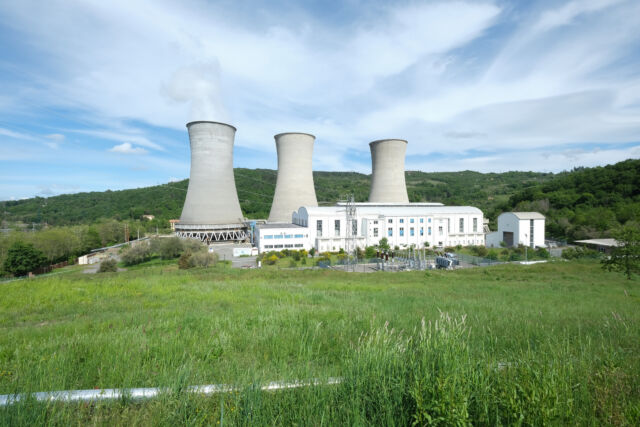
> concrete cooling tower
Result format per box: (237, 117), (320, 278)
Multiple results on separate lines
(368, 139), (409, 203)
(175, 121), (247, 242)
(268, 133), (318, 223)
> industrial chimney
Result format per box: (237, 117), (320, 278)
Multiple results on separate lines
(268, 132), (318, 223)
(368, 139), (409, 203)
(176, 121), (246, 242)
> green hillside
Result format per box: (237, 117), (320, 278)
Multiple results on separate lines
(506, 159), (640, 240)
(1, 169), (553, 227)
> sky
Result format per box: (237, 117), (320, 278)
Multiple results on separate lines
(1, 0), (639, 200)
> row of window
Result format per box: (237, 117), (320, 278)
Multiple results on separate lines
(263, 244), (305, 249)
(263, 234), (306, 239)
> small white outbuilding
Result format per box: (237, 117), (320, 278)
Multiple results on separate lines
(485, 212), (545, 248)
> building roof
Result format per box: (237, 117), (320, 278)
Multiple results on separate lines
(257, 223), (305, 229)
(574, 238), (621, 247)
(299, 204), (483, 216)
(504, 212), (546, 220)
(335, 202), (444, 207)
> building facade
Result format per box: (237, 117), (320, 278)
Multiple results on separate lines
(485, 212), (545, 248)
(284, 204), (484, 253)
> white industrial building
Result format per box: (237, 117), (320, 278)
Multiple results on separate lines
(485, 212), (545, 248)
(254, 203), (484, 253)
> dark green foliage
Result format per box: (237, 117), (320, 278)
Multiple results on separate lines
(2, 241), (47, 276)
(364, 246), (376, 258)
(1, 168), (556, 226)
(309, 248), (316, 257)
(121, 244), (152, 266)
(601, 225), (640, 279)
(506, 159), (640, 239)
(562, 247), (601, 260)
(98, 259), (118, 273)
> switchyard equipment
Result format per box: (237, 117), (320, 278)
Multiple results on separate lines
(368, 139), (410, 203)
(268, 133), (318, 223)
(175, 121), (247, 243)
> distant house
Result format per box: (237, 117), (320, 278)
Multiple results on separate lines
(142, 214), (155, 221)
(169, 219), (180, 231)
(574, 238), (621, 254)
(486, 212), (545, 248)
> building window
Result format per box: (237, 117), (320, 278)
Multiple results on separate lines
(410, 227), (414, 236)
(335, 219), (340, 236)
(447, 219), (451, 233)
(400, 227), (404, 237)
(274, 244), (283, 248)
(420, 227), (424, 236)
(274, 235), (284, 239)
(459, 218), (464, 233)
(264, 235), (273, 239)
(294, 234), (304, 238)
(265, 245), (273, 249)
(428, 218), (431, 223)
(420, 218), (424, 223)
(410, 218), (414, 223)
(473, 218), (478, 233)
(316, 220), (323, 237)
(294, 244), (303, 248)
(399, 219), (404, 224)
(388, 219), (393, 223)
(530, 219), (534, 248)
(284, 234), (292, 239)
(373, 228), (378, 237)
(439, 226), (443, 235)
(428, 227), (432, 236)
(351, 219), (357, 236)
(285, 244), (293, 248)
(388, 228), (393, 237)
(373, 220), (378, 224)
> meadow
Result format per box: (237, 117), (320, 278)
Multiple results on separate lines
(0, 260), (638, 425)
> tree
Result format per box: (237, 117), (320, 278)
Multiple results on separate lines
(378, 238), (390, 251)
(601, 225), (640, 279)
(3, 241), (47, 276)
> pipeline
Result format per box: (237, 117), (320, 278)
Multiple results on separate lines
(0, 377), (342, 406)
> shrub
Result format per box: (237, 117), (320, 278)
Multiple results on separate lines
(265, 255), (278, 265)
(182, 238), (206, 253)
(2, 241), (47, 277)
(158, 237), (184, 259)
(292, 251), (301, 261)
(301, 257), (307, 265)
(178, 251), (192, 269)
(98, 258), (118, 273)
(365, 246), (376, 258)
(309, 248), (316, 257)
(535, 247), (550, 259)
(121, 244), (152, 266)
(188, 251), (218, 268)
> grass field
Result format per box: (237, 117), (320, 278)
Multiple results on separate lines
(0, 261), (638, 425)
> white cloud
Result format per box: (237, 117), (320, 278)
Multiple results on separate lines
(109, 142), (148, 155)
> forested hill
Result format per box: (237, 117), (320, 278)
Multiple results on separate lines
(2, 169), (554, 227)
(506, 159), (640, 239)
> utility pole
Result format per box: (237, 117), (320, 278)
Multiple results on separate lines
(339, 194), (357, 272)
(124, 223), (130, 243)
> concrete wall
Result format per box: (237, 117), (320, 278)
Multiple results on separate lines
(368, 139), (409, 203)
(179, 121), (244, 225)
(268, 133), (318, 223)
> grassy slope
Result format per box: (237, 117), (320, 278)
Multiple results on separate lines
(0, 261), (638, 424)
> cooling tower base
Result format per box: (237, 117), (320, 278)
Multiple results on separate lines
(175, 223), (248, 243)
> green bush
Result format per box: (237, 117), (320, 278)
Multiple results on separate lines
(188, 251), (218, 268)
(264, 255), (278, 265)
(535, 247), (550, 259)
(121, 244), (152, 266)
(98, 258), (118, 273)
(2, 241), (47, 276)
(158, 237), (184, 259)
(178, 251), (191, 269)
(364, 246), (376, 258)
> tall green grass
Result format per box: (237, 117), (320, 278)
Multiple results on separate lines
(1, 260), (638, 424)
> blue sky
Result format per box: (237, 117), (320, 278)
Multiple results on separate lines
(1, 0), (639, 200)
